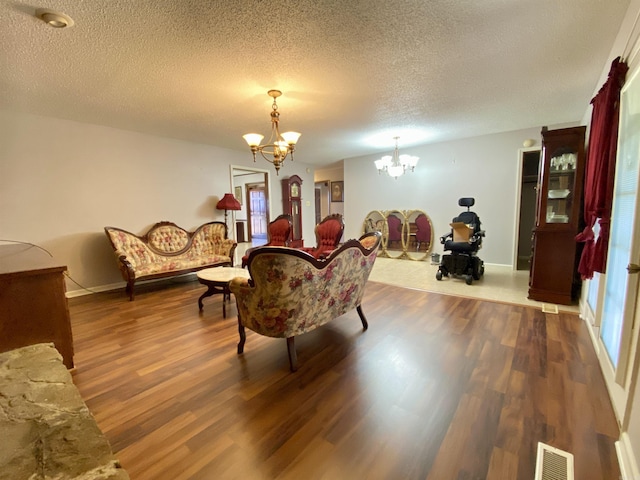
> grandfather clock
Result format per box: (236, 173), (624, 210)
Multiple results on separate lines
(282, 175), (303, 247)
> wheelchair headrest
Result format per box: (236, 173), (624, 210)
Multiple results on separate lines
(458, 197), (475, 208)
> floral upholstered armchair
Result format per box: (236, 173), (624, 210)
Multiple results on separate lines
(301, 213), (345, 259)
(229, 231), (382, 371)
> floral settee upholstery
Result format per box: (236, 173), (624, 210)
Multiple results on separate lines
(105, 221), (236, 300)
(229, 231), (382, 371)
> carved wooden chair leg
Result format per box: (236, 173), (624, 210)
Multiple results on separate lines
(356, 305), (369, 330)
(286, 337), (298, 372)
(237, 317), (246, 354)
(126, 281), (135, 301)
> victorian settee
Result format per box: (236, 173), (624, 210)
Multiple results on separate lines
(105, 221), (236, 300)
(229, 231), (382, 371)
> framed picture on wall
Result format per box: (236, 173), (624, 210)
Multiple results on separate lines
(234, 186), (243, 205)
(331, 181), (344, 202)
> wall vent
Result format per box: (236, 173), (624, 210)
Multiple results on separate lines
(542, 304), (559, 314)
(535, 442), (574, 480)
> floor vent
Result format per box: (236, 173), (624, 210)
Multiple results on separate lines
(535, 442), (574, 480)
(542, 304), (559, 314)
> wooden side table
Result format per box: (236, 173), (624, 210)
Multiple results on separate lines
(196, 267), (250, 318)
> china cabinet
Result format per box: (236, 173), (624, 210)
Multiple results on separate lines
(528, 126), (586, 304)
(282, 175), (303, 247)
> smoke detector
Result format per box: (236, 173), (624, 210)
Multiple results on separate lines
(36, 8), (74, 28)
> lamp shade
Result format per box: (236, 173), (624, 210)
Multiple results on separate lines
(216, 193), (241, 211)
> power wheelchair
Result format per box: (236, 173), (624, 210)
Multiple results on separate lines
(435, 197), (485, 285)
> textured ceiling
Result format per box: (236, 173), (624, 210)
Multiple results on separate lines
(0, 0), (631, 164)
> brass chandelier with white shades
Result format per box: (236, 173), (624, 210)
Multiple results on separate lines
(374, 136), (419, 179)
(242, 90), (301, 175)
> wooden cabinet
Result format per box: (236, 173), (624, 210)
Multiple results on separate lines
(0, 244), (74, 367)
(282, 175), (303, 247)
(528, 126), (586, 304)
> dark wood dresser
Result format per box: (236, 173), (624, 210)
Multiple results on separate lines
(0, 244), (74, 368)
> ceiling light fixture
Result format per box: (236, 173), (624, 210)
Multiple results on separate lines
(374, 137), (419, 179)
(243, 90), (301, 175)
(36, 8), (74, 28)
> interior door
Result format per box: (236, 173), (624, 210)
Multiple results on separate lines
(314, 188), (321, 224)
(517, 149), (541, 270)
(597, 64), (640, 426)
(513, 147), (541, 270)
(249, 186), (267, 239)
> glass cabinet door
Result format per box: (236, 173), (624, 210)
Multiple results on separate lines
(544, 148), (578, 225)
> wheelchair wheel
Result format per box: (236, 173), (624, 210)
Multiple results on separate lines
(436, 270), (443, 281)
(472, 259), (484, 280)
(465, 274), (473, 285)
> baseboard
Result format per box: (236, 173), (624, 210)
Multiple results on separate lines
(66, 281), (123, 298)
(617, 433), (640, 480)
(65, 273), (199, 298)
(583, 317), (601, 357)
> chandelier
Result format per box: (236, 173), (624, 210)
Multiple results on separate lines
(243, 90), (301, 175)
(374, 136), (419, 179)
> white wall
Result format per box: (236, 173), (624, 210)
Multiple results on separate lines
(343, 127), (544, 265)
(0, 109), (548, 297)
(0, 110), (316, 295)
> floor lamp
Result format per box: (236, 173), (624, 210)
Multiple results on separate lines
(216, 193), (242, 239)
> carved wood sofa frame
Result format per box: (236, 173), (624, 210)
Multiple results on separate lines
(105, 221), (236, 300)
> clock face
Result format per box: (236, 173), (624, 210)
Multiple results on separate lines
(291, 183), (299, 197)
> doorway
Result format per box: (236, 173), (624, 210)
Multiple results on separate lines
(314, 181), (330, 224)
(231, 166), (270, 244)
(247, 184), (267, 240)
(515, 148), (541, 270)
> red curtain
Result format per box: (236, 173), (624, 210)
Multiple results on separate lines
(576, 57), (628, 279)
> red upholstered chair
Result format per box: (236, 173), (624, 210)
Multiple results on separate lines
(241, 214), (293, 267)
(302, 214), (344, 259)
(414, 213), (432, 251)
(264, 214), (293, 247)
(386, 214), (402, 248)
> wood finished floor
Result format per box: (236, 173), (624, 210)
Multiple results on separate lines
(68, 278), (621, 480)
